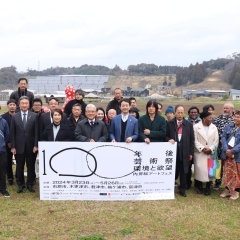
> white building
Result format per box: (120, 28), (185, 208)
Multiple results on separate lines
(230, 89), (240, 100)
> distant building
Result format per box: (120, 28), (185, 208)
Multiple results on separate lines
(183, 89), (226, 99)
(122, 87), (149, 97)
(230, 89), (240, 100)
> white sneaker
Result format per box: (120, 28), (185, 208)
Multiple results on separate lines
(229, 191), (239, 200)
(220, 189), (231, 198)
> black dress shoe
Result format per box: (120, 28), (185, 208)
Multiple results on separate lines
(179, 191), (187, 197)
(27, 186), (35, 193)
(8, 180), (13, 186)
(17, 186), (25, 193)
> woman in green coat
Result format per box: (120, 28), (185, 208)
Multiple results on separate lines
(138, 100), (166, 143)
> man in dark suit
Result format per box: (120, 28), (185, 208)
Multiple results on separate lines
(1, 99), (17, 185)
(0, 115), (10, 197)
(39, 97), (67, 134)
(10, 96), (38, 193)
(109, 99), (138, 142)
(166, 105), (194, 197)
(75, 104), (108, 142)
(9, 78), (34, 109)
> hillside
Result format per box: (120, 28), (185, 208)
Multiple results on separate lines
(104, 70), (231, 95)
(105, 75), (176, 90)
(183, 70), (231, 90)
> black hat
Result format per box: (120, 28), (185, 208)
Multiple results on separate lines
(200, 111), (211, 120)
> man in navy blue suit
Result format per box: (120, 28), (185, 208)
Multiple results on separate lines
(109, 99), (138, 143)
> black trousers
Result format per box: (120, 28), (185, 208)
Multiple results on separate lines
(15, 147), (35, 188)
(0, 152), (7, 191)
(6, 147), (14, 181)
(175, 158), (187, 192)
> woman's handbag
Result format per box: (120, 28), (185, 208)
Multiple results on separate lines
(208, 146), (222, 179)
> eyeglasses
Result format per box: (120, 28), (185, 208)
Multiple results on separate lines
(33, 104), (42, 107)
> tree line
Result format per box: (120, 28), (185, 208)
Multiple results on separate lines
(26, 63), (183, 77)
(1, 53), (240, 89)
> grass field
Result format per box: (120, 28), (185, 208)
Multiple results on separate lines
(1, 99), (240, 240)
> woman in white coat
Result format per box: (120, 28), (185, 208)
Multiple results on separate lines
(193, 111), (219, 195)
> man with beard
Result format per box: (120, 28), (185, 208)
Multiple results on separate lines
(214, 102), (235, 190)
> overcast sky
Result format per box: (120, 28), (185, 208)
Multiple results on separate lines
(0, 0), (239, 72)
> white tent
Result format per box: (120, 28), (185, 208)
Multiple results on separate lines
(147, 93), (166, 100)
(85, 93), (100, 98)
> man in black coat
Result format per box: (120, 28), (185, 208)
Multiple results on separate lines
(75, 104), (108, 142)
(64, 89), (87, 117)
(9, 78), (34, 109)
(106, 88), (123, 116)
(10, 96), (38, 193)
(1, 99), (17, 185)
(66, 103), (85, 137)
(39, 97), (67, 134)
(166, 105), (194, 197)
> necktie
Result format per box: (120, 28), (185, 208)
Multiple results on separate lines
(90, 121), (94, 126)
(177, 121), (182, 134)
(23, 113), (27, 129)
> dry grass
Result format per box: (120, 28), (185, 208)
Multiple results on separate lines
(1, 181), (240, 240)
(1, 99), (240, 239)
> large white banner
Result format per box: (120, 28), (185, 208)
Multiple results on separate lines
(39, 142), (176, 201)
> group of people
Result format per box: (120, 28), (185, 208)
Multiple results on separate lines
(0, 79), (239, 201)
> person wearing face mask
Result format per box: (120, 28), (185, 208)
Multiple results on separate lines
(214, 102), (235, 190)
(41, 109), (74, 142)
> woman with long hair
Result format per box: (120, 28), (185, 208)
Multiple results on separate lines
(138, 100), (166, 143)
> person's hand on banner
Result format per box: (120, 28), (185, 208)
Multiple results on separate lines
(145, 138), (150, 144)
(168, 139), (175, 144)
(126, 137), (132, 143)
